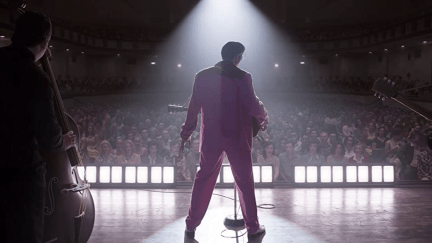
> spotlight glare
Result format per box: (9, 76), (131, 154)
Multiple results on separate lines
(274, 63), (279, 67)
(81, 51), (84, 54)
(300, 61), (305, 65)
(66, 49), (69, 51)
(384, 49), (388, 51)
(177, 64), (182, 67)
(335, 54), (338, 56)
(49, 45), (53, 48)
(151, 62), (156, 65)
(0, 35), (5, 38)
(401, 45), (405, 48)
(369, 52), (372, 54)
(117, 54), (120, 56)
(423, 41), (428, 44)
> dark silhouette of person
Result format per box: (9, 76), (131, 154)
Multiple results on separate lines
(0, 11), (75, 243)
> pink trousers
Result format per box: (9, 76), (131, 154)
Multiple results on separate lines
(185, 147), (259, 233)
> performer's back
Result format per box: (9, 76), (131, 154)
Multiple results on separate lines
(181, 56), (267, 236)
(181, 60), (266, 153)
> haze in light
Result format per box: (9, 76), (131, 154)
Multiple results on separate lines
(158, 0), (302, 88)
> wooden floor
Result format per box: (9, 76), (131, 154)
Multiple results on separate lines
(86, 187), (432, 243)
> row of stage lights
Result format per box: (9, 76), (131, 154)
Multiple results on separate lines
(77, 164), (394, 186)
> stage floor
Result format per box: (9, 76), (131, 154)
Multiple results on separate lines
(87, 187), (432, 243)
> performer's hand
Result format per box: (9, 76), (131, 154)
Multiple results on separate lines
(261, 116), (269, 131)
(179, 137), (190, 157)
(63, 131), (77, 150)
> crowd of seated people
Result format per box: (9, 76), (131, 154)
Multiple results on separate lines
(56, 73), (425, 97)
(66, 98), (200, 182)
(257, 74), (423, 96)
(246, 98), (432, 182)
(65, 93), (432, 183)
(57, 75), (141, 95)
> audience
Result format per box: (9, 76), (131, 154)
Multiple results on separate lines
(257, 141), (281, 181)
(302, 140), (326, 165)
(95, 140), (117, 164)
(65, 89), (432, 182)
(278, 141), (300, 181)
(347, 143), (369, 163)
(116, 139), (141, 165)
(327, 143), (347, 164)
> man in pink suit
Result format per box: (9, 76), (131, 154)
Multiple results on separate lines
(180, 41), (268, 240)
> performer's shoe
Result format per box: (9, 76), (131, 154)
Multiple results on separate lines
(247, 225), (265, 239)
(185, 229), (195, 239)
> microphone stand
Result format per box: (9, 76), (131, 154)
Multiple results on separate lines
(223, 183), (245, 231)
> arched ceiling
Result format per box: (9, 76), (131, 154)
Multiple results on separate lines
(16, 0), (432, 29)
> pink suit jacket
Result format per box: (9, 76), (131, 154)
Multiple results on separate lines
(180, 61), (267, 152)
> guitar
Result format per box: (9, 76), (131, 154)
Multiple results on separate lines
(372, 77), (432, 121)
(168, 104), (261, 137)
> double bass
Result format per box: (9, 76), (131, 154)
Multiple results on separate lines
(8, 1), (95, 242)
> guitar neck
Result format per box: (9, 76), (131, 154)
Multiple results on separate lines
(392, 93), (432, 121)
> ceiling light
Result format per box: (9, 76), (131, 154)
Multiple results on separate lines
(369, 51), (372, 54)
(274, 64), (279, 67)
(423, 41), (427, 44)
(0, 35), (5, 38)
(66, 49), (69, 51)
(335, 54), (338, 56)
(300, 62), (305, 65)
(384, 49), (388, 51)
(117, 54), (120, 56)
(401, 45), (405, 48)
(177, 64), (182, 67)
(151, 62), (156, 65)
(81, 52), (84, 54)
(49, 45), (53, 48)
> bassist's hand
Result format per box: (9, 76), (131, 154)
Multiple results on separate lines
(63, 131), (77, 151)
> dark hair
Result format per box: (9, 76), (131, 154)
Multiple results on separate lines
(11, 11), (51, 47)
(262, 141), (275, 159)
(343, 135), (354, 146)
(331, 142), (345, 156)
(221, 41), (245, 61)
(116, 116), (123, 124)
(391, 126), (404, 136)
(147, 140), (158, 150)
(285, 140), (295, 147)
(308, 139), (320, 153)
